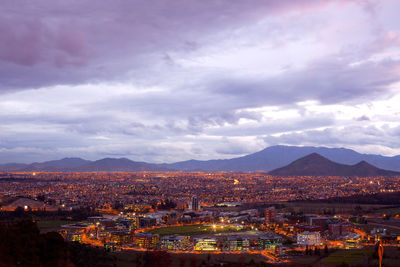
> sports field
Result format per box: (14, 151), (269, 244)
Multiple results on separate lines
(147, 224), (242, 236)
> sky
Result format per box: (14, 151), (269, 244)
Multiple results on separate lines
(1, 0), (400, 163)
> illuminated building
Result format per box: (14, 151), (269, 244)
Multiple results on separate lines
(371, 228), (388, 242)
(110, 231), (131, 245)
(371, 228), (387, 236)
(193, 237), (218, 251)
(297, 231), (321, 246)
(66, 232), (83, 243)
(189, 195), (200, 211)
(104, 242), (117, 252)
(160, 235), (192, 250)
(133, 233), (159, 249)
(226, 236), (250, 251)
(258, 233), (283, 250)
(124, 204), (152, 213)
(126, 216), (140, 232)
(344, 233), (362, 249)
(265, 206), (276, 223)
(97, 230), (111, 240)
(87, 216), (103, 225)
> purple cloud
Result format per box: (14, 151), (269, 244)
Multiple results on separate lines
(0, 0), (351, 91)
(1, 0), (400, 163)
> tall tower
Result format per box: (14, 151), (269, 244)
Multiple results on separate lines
(189, 195), (200, 211)
(265, 206), (276, 223)
(127, 215), (140, 232)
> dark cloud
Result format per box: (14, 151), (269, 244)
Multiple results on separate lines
(0, 0), (345, 91)
(212, 58), (400, 106)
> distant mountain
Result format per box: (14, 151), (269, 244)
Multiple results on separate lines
(75, 158), (170, 172)
(0, 163), (28, 171)
(23, 158), (92, 171)
(163, 145), (400, 172)
(269, 153), (400, 177)
(0, 157), (170, 172)
(1, 145), (400, 172)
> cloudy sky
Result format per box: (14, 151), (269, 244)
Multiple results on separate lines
(1, 0), (400, 163)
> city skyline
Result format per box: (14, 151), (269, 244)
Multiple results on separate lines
(1, 1), (400, 163)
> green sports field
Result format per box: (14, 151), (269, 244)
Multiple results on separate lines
(147, 224), (242, 236)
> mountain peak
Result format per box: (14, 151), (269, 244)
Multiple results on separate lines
(304, 152), (325, 158)
(269, 152), (400, 177)
(355, 160), (371, 166)
(292, 153), (334, 164)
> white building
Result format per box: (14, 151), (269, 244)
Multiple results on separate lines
(344, 233), (362, 249)
(193, 237), (218, 251)
(160, 235), (192, 250)
(297, 231), (321, 246)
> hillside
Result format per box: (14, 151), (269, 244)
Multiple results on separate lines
(269, 153), (400, 177)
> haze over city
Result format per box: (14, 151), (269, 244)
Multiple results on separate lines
(1, 0), (400, 164)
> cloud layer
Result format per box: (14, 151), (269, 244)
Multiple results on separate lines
(0, 0), (400, 163)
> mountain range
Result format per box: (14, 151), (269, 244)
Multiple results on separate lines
(0, 157), (169, 172)
(1, 145), (400, 174)
(162, 145), (400, 172)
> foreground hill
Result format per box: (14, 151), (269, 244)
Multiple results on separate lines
(269, 153), (400, 177)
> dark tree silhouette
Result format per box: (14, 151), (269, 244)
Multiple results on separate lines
(0, 219), (116, 267)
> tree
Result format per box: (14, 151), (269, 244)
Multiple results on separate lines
(13, 206), (25, 217)
(0, 219), (72, 266)
(0, 219), (116, 267)
(143, 251), (171, 267)
(189, 255), (197, 267)
(178, 255), (186, 267)
(248, 259), (257, 267)
(135, 254), (142, 267)
(157, 199), (177, 210)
